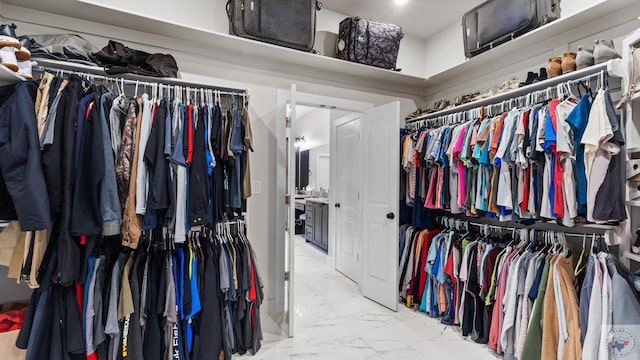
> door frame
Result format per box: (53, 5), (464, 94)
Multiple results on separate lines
(275, 90), (373, 335)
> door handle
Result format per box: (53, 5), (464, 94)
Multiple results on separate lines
(334, 203), (341, 208)
(386, 212), (395, 220)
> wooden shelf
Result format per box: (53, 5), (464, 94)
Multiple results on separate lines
(0, 63), (25, 85)
(624, 251), (640, 263)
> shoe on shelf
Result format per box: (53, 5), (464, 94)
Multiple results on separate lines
(477, 86), (500, 100)
(562, 51), (577, 74)
(497, 77), (520, 93)
(594, 39), (621, 64)
(533, 68), (548, 83)
(519, 71), (538, 87)
(405, 108), (424, 120)
(633, 229), (640, 255)
(576, 46), (595, 70)
(17, 60), (33, 79)
(0, 23), (20, 49)
(462, 92), (479, 103)
(0, 46), (18, 72)
(547, 56), (562, 78)
(16, 37), (31, 61)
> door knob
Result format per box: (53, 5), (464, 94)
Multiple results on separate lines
(386, 212), (395, 220)
(334, 203), (341, 208)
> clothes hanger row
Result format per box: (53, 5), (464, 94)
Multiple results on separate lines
(433, 215), (606, 247)
(31, 65), (248, 104)
(406, 70), (609, 130)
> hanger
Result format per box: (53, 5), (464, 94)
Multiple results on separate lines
(574, 234), (587, 276)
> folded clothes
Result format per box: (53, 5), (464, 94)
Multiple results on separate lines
(21, 34), (100, 66)
(93, 40), (179, 78)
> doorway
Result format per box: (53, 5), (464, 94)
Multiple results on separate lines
(275, 89), (400, 338)
(293, 105), (332, 254)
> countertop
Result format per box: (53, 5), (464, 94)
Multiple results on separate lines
(305, 198), (330, 205)
(294, 197), (330, 206)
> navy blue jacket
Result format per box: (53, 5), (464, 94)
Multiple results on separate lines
(0, 81), (51, 231)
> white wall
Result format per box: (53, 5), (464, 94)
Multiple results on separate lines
(295, 108), (331, 151)
(308, 144), (331, 191)
(424, 21), (466, 79)
(0, 0), (418, 321)
(562, 0), (606, 18)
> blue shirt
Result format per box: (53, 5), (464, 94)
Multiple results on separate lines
(566, 95), (592, 213)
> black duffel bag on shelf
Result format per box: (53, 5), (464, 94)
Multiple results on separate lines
(463, 0), (560, 58)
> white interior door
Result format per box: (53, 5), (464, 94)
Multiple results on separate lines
(361, 102), (400, 311)
(334, 114), (362, 284)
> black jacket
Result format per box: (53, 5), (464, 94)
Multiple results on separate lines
(189, 107), (210, 226)
(0, 81), (51, 230)
(55, 76), (83, 286)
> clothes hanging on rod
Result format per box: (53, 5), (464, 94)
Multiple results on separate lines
(405, 68), (611, 129)
(31, 64), (249, 97)
(400, 72), (626, 230)
(0, 69), (262, 359)
(397, 221), (640, 360)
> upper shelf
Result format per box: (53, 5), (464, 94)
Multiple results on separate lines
(2, 0), (638, 98)
(2, 0), (427, 97)
(426, 0), (640, 87)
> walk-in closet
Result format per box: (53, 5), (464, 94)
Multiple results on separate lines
(1, 0), (640, 359)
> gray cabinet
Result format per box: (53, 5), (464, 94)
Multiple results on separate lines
(304, 200), (328, 252)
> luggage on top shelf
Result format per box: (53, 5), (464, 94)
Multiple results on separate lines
(226, 0), (322, 52)
(337, 17), (404, 70)
(462, 0), (560, 58)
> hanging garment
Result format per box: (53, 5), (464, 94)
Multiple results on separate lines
(0, 71), (261, 360)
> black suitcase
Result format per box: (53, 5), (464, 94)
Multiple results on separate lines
(462, 0), (560, 58)
(226, 0), (322, 52)
(337, 17), (404, 70)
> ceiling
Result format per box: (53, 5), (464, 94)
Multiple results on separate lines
(321, 0), (485, 40)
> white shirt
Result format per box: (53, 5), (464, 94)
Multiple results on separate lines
(583, 254), (602, 360)
(598, 253), (613, 360)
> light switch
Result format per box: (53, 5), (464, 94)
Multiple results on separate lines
(252, 181), (262, 195)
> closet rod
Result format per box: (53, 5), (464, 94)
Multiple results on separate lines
(436, 213), (610, 237)
(462, 221), (605, 239)
(31, 64), (247, 96)
(406, 59), (621, 126)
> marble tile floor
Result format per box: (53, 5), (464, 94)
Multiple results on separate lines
(244, 236), (500, 359)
